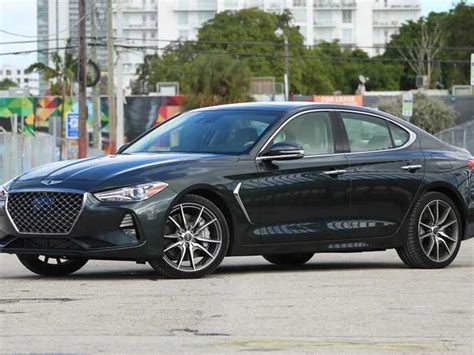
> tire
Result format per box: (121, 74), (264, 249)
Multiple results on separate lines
(17, 255), (88, 276)
(396, 192), (462, 269)
(263, 253), (314, 266)
(149, 194), (230, 279)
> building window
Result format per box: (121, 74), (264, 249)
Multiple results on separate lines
(24, 78), (29, 83)
(17, 70), (21, 75)
(177, 12), (188, 25)
(6, 70), (11, 75)
(179, 30), (188, 40)
(17, 79), (21, 84)
(0, 70), (3, 75)
(342, 10), (352, 23)
(151, 31), (156, 38)
(341, 29), (352, 43)
(293, 0), (306, 6)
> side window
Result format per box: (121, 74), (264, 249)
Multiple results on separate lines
(341, 113), (393, 152)
(273, 111), (334, 155)
(389, 122), (410, 147)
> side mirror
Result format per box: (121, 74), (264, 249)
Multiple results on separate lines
(260, 141), (304, 161)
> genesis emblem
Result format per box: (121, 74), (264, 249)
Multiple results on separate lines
(41, 180), (62, 186)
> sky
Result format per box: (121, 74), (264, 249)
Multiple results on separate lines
(0, 0), (470, 68)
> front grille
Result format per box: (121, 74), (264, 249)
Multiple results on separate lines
(6, 192), (84, 235)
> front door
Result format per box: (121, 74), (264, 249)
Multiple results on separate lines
(257, 110), (352, 244)
(338, 110), (425, 238)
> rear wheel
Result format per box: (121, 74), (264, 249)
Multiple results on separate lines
(397, 192), (462, 269)
(17, 255), (88, 276)
(149, 195), (230, 279)
(263, 253), (314, 266)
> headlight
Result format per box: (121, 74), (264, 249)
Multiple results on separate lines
(94, 181), (168, 202)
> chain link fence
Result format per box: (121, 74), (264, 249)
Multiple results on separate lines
(435, 121), (474, 154)
(0, 133), (58, 183)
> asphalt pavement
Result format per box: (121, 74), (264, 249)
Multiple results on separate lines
(1, 242), (473, 353)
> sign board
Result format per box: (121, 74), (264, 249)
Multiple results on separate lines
(313, 95), (363, 106)
(402, 91), (413, 119)
(471, 53), (474, 86)
(66, 112), (79, 139)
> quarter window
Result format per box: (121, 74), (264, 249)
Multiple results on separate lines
(389, 122), (410, 147)
(273, 111), (334, 155)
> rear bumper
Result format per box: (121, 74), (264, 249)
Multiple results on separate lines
(0, 188), (177, 261)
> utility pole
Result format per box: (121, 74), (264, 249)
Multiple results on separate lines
(107, 0), (117, 153)
(116, 4), (124, 148)
(78, 0), (88, 158)
(283, 35), (289, 101)
(275, 28), (289, 101)
(91, 0), (102, 150)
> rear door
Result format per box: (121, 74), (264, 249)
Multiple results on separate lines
(338, 110), (425, 238)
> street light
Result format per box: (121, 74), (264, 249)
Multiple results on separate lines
(275, 27), (289, 101)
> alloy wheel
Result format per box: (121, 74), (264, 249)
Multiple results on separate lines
(162, 202), (223, 272)
(418, 199), (459, 263)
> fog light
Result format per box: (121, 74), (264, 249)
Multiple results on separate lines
(120, 213), (138, 240)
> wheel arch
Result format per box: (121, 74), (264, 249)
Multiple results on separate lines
(422, 182), (466, 234)
(181, 185), (235, 255)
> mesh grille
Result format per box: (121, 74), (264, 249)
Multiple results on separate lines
(7, 192), (84, 235)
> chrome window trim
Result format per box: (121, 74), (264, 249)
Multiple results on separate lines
(255, 108), (417, 161)
(5, 191), (88, 236)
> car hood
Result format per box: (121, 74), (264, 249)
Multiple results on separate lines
(15, 153), (237, 184)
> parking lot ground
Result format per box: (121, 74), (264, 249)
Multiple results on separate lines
(1, 242), (473, 353)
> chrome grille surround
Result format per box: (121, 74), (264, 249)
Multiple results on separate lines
(5, 191), (86, 235)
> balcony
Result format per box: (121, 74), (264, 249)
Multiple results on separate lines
(373, 20), (400, 27)
(314, 0), (356, 9)
(314, 20), (334, 27)
(175, 0), (217, 11)
(123, 22), (159, 30)
(373, 0), (421, 10)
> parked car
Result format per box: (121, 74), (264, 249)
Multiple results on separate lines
(1, 103), (473, 278)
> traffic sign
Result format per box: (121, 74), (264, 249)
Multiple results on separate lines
(402, 91), (413, 119)
(66, 112), (79, 139)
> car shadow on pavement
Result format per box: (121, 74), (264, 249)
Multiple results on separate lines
(4, 258), (467, 281)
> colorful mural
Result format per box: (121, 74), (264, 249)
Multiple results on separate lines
(0, 96), (183, 142)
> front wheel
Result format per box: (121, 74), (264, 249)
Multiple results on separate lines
(149, 195), (230, 279)
(397, 192), (462, 269)
(17, 255), (88, 276)
(263, 253), (314, 266)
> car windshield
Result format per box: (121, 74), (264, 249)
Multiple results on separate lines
(123, 109), (285, 155)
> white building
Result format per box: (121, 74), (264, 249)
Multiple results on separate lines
(0, 65), (40, 96)
(37, 0), (421, 93)
(157, 0), (421, 55)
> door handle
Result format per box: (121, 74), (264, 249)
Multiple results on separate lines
(322, 169), (347, 176)
(401, 164), (422, 171)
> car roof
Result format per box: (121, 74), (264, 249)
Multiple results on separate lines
(194, 101), (386, 116)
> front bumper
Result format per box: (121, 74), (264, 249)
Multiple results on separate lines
(0, 187), (177, 261)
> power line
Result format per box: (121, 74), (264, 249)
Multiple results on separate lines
(0, 15), (87, 39)
(0, 46), (77, 56)
(110, 36), (474, 51)
(110, 43), (472, 64)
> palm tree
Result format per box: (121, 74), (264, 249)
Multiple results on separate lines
(26, 47), (76, 125)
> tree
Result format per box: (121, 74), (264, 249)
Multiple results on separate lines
(378, 93), (457, 134)
(439, 2), (474, 86)
(384, 2), (474, 89)
(0, 78), (18, 90)
(26, 48), (76, 135)
(182, 54), (253, 110)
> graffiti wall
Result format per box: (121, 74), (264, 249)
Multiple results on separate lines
(0, 95), (183, 142)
